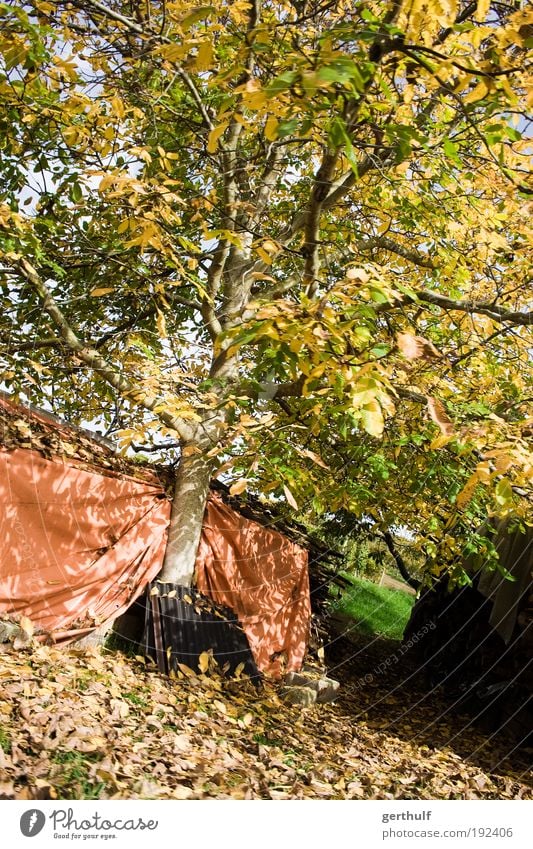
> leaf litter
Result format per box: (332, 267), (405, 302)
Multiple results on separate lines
(0, 641), (530, 800)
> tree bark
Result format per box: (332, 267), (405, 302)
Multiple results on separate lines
(159, 445), (214, 584)
(382, 530), (421, 592)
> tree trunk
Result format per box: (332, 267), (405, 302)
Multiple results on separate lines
(382, 530), (421, 592)
(159, 446), (213, 584)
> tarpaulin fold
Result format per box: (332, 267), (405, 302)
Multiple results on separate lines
(0, 447), (170, 636)
(195, 495), (311, 677)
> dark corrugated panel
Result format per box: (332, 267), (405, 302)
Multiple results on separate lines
(143, 583), (259, 679)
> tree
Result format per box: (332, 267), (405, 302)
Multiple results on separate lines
(0, 0), (531, 584)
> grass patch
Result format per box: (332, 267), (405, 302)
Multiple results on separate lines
(104, 630), (140, 656)
(51, 750), (104, 800)
(0, 726), (11, 754)
(123, 691), (148, 707)
(333, 576), (414, 641)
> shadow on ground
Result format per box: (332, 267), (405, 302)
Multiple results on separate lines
(326, 617), (532, 788)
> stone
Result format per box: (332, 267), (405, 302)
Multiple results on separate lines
(285, 671), (315, 688)
(284, 671), (340, 704)
(316, 677), (340, 704)
(280, 686), (317, 706)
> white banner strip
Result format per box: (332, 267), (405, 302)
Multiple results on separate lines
(3, 799), (532, 849)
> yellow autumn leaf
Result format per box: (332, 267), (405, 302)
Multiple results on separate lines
(264, 114), (279, 141)
(475, 0), (491, 22)
(90, 287), (114, 297)
(494, 477), (513, 507)
(198, 651), (210, 673)
(195, 40), (213, 71)
(157, 42), (184, 63)
(233, 662), (245, 679)
(62, 125), (80, 145)
(255, 245), (273, 265)
(464, 80), (489, 104)
(456, 472), (479, 508)
(156, 309), (167, 339)
(429, 433), (454, 450)
(207, 122), (228, 153)
(361, 401), (384, 437)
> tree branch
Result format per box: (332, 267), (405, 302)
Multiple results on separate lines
(252, 144), (283, 222)
(302, 149), (339, 297)
(364, 235), (435, 269)
(265, 150), (390, 270)
(1, 337), (62, 352)
(414, 290), (532, 326)
(374, 288), (532, 326)
(400, 41), (530, 78)
(9, 256), (197, 442)
(73, 0), (215, 129)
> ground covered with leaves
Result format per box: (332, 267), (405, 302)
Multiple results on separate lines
(0, 640), (531, 800)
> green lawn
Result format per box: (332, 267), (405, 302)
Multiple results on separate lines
(333, 576), (415, 641)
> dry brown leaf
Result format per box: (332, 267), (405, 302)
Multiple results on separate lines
(427, 396), (454, 436)
(0, 629), (530, 802)
(346, 267), (369, 282)
(19, 616), (34, 638)
(397, 331), (441, 361)
(229, 479), (248, 496)
(172, 784), (194, 799)
(296, 447), (330, 470)
(283, 484), (298, 509)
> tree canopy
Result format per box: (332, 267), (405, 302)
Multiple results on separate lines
(0, 0), (531, 581)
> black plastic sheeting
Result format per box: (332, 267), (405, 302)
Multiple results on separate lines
(143, 583), (259, 679)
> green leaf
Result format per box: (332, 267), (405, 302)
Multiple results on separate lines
(181, 6), (215, 29)
(70, 181), (83, 203)
(370, 344), (390, 358)
(317, 59), (365, 91)
(266, 71), (298, 97)
(276, 117), (299, 138)
(443, 138), (461, 165)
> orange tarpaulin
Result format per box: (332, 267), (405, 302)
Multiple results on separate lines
(195, 496), (311, 677)
(0, 447), (170, 636)
(1, 426), (311, 676)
